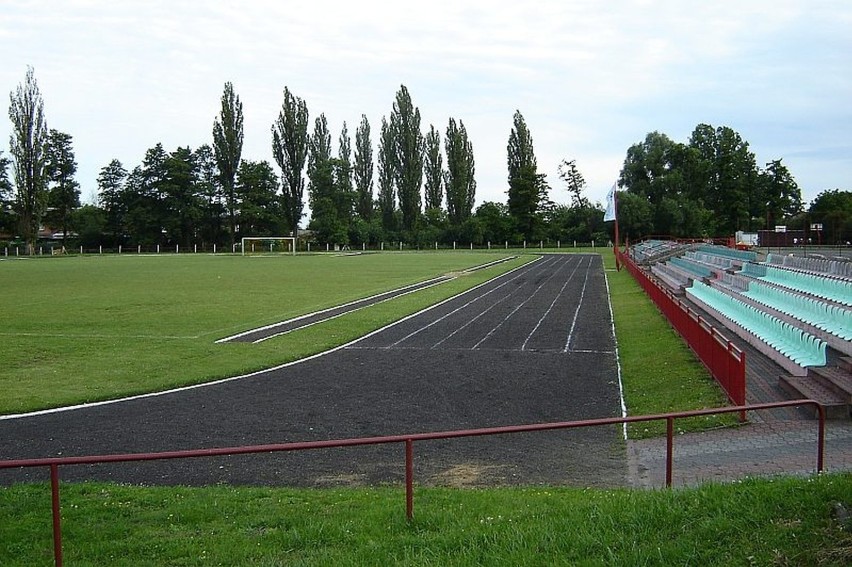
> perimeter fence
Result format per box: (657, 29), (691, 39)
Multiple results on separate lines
(617, 247), (747, 407)
(0, 400), (826, 567)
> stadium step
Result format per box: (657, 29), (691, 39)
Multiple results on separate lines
(778, 375), (849, 419)
(778, 373), (850, 420)
(808, 366), (852, 405)
(840, 356), (852, 374)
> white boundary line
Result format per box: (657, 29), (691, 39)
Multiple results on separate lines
(215, 256), (517, 343)
(215, 276), (450, 343)
(252, 277), (453, 343)
(1, 256), (536, 421)
(603, 260), (629, 441)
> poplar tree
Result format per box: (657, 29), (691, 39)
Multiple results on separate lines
(8, 66), (49, 254)
(423, 125), (443, 211)
(377, 116), (396, 233)
(444, 118), (476, 226)
(354, 114), (373, 221)
(507, 110), (547, 240)
(272, 86), (309, 235)
(390, 85), (423, 233)
(212, 81), (243, 246)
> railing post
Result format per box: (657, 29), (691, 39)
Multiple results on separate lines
(816, 403), (825, 473)
(50, 464), (63, 567)
(405, 439), (414, 520)
(666, 417), (674, 488)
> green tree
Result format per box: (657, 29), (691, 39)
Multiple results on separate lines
(758, 159), (802, 228)
(97, 159), (128, 245)
(0, 151), (13, 234)
(474, 201), (514, 244)
(194, 144), (225, 247)
(8, 66), (49, 254)
(423, 124), (443, 212)
(808, 189), (852, 244)
(612, 190), (654, 241)
(162, 146), (201, 248)
(354, 114), (373, 222)
(44, 129), (80, 247)
(272, 86), (309, 236)
(377, 116), (396, 234)
(334, 122), (355, 229)
(444, 118), (476, 227)
(236, 160), (281, 237)
(390, 85), (423, 234)
(308, 114), (347, 245)
(507, 110), (548, 241)
(123, 144), (169, 245)
(72, 204), (106, 248)
(212, 81), (243, 246)
(689, 124), (759, 233)
(557, 159), (588, 208)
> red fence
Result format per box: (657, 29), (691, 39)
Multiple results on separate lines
(617, 248), (747, 406)
(0, 401), (826, 567)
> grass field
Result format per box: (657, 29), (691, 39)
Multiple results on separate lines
(1, 249), (730, 433)
(1, 474), (849, 565)
(0, 252), (528, 414)
(2, 249), (833, 565)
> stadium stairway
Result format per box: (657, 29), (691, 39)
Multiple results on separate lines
(779, 357), (852, 420)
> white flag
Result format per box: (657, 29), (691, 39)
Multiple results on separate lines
(603, 183), (617, 222)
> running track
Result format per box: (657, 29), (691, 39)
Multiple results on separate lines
(0, 254), (626, 487)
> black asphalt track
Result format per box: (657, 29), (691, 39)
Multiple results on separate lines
(0, 254), (626, 488)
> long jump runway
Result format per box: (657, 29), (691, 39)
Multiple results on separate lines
(0, 254), (626, 488)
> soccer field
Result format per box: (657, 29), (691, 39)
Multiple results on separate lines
(0, 252), (528, 415)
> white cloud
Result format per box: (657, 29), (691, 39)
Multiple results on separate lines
(1, 0), (849, 210)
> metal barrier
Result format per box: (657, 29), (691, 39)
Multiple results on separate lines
(0, 400), (826, 567)
(618, 247), (747, 407)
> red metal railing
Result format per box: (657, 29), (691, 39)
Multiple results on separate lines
(617, 247), (747, 407)
(0, 400), (826, 567)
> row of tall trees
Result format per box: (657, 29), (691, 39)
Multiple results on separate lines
(4, 68), (850, 250)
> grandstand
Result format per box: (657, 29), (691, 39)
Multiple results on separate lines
(628, 241), (852, 419)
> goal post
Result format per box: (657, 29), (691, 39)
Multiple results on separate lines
(241, 236), (297, 256)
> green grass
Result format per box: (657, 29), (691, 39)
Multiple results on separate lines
(0, 252), (528, 415)
(1, 474), (849, 565)
(600, 253), (734, 437)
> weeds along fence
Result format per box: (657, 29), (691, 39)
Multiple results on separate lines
(0, 401), (826, 567)
(617, 247), (747, 407)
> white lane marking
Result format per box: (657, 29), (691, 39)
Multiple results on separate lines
(563, 255), (593, 353)
(603, 258), (629, 441)
(521, 255), (588, 351)
(472, 255), (581, 350)
(385, 256), (552, 348)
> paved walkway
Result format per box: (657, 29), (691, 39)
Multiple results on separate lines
(627, 288), (852, 488)
(627, 420), (852, 488)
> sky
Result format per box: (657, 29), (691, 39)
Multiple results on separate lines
(2, 0), (850, 212)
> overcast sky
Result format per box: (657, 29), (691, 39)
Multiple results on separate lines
(2, 1), (850, 211)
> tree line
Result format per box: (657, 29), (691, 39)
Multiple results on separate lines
(3, 67), (850, 253)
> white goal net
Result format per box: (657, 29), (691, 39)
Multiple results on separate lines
(241, 237), (297, 256)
